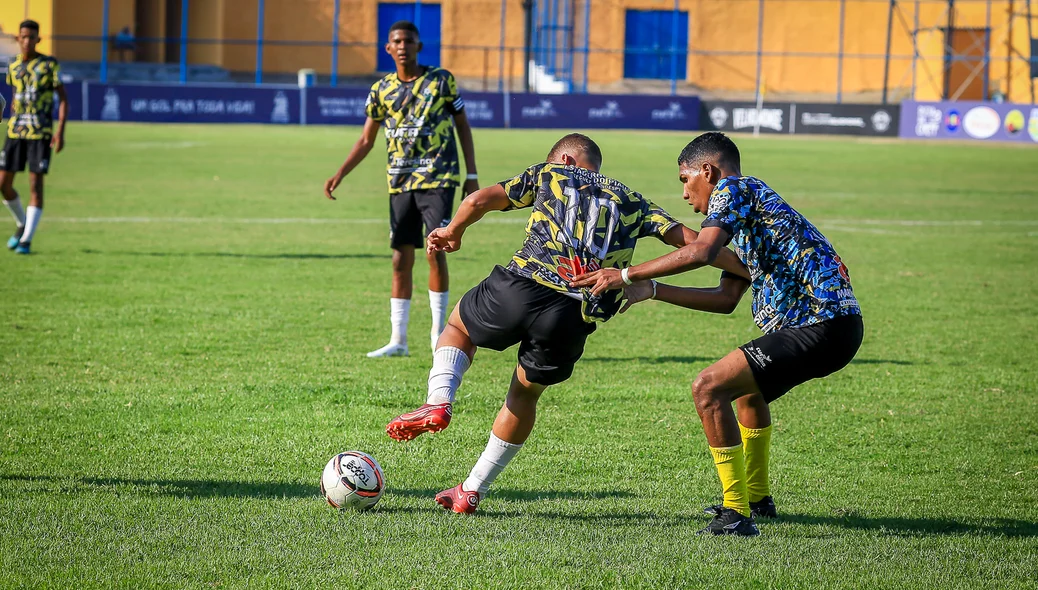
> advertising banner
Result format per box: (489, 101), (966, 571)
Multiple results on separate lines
(703, 101), (898, 136)
(702, 101), (792, 134)
(509, 93), (701, 130)
(88, 83), (301, 125)
(794, 103), (898, 136)
(899, 100), (1038, 143)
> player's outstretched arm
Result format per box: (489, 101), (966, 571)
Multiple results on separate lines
(427, 184), (510, 254)
(571, 226), (732, 296)
(664, 225), (750, 281)
(453, 110), (479, 197)
(323, 117), (380, 200)
(619, 275), (749, 315)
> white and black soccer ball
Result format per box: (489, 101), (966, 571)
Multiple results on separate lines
(320, 451), (385, 511)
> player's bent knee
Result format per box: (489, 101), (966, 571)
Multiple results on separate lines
(692, 371), (727, 412)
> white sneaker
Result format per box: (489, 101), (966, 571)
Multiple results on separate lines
(366, 342), (409, 358)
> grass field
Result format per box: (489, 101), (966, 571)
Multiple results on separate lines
(1, 123), (1036, 588)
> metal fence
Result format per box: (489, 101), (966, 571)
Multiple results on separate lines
(21, 0), (1038, 104)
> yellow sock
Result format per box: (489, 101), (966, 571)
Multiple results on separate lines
(740, 423), (773, 503)
(709, 444), (750, 517)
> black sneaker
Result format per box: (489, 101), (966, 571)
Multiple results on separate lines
(697, 507), (760, 537)
(704, 496), (777, 519)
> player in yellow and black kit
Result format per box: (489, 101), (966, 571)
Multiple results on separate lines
(323, 20), (479, 358)
(1, 20), (68, 255)
(383, 134), (751, 514)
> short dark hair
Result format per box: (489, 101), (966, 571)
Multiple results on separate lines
(388, 21), (419, 39)
(677, 132), (741, 172)
(19, 20), (40, 34)
(547, 133), (603, 169)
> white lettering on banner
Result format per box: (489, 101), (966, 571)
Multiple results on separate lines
(588, 101), (623, 120)
(800, 112), (865, 128)
(173, 99), (195, 113)
(651, 102), (687, 121)
(465, 100), (494, 121)
(196, 100), (224, 114)
(317, 96), (367, 118)
(915, 105), (942, 137)
(732, 108), (783, 131)
(521, 100), (557, 118)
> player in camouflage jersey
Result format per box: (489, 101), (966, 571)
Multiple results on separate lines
(323, 21), (478, 357)
(1, 20), (68, 255)
(383, 134), (750, 514)
(574, 132), (864, 536)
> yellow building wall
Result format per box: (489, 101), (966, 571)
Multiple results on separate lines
(1, 0), (54, 55)
(32, 0), (1036, 103)
(52, 0), (134, 62)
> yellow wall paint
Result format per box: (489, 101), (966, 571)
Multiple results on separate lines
(1, 0), (54, 55)
(32, 0), (1037, 103)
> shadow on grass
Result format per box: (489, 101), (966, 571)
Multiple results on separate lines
(80, 248), (390, 260)
(584, 356), (914, 366)
(390, 487), (634, 502)
(1, 475), (630, 503)
(775, 513), (1038, 538)
(582, 356), (714, 364)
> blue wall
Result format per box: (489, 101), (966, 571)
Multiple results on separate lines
(623, 9), (688, 80)
(376, 3), (442, 72)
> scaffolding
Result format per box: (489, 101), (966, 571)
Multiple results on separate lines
(883, 0), (1036, 103)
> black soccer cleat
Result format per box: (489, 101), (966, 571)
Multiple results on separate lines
(697, 507), (760, 537)
(704, 496), (777, 519)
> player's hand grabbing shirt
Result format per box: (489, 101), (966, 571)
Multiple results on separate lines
(366, 66), (464, 194)
(500, 163), (678, 323)
(702, 176), (861, 333)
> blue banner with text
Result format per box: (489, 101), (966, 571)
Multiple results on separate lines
(87, 84), (300, 125)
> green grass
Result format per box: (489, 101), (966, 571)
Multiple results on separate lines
(1, 123), (1036, 589)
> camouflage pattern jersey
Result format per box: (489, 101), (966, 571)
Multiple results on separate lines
(702, 175), (862, 334)
(365, 66), (464, 194)
(6, 53), (63, 140)
(499, 162), (680, 323)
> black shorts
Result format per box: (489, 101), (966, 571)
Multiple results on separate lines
(389, 187), (456, 249)
(740, 314), (864, 403)
(0, 137), (52, 174)
(459, 266), (597, 386)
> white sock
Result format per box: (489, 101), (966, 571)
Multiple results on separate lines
(462, 432), (523, 495)
(389, 298), (410, 346)
(4, 194), (25, 227)
(21, 206), (41, 243)
(429, 290), (449, 340)
(426, 346), (470, 405)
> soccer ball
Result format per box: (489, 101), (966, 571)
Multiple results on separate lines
(320, 451), (385, 511)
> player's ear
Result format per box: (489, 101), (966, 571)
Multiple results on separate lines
(561, 153), (577, 166)
(417, 40), (423, 52)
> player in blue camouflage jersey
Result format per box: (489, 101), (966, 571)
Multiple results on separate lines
(323, 20), (478, 358)
(384, 133), (750, 514)
(573, 132), (863, 536)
